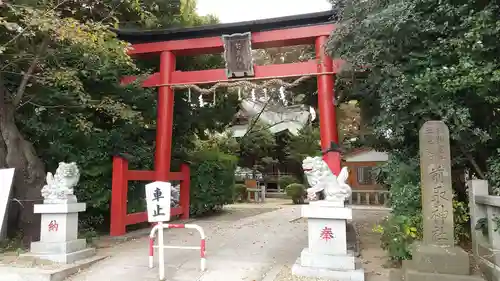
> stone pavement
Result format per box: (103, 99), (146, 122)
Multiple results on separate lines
(68, 201), (307, 281)
(67, 200), (390, 281)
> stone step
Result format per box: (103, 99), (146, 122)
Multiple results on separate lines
(23, 247), (96, 264)
(291, 257), (365, 281)
(30, 239), (87, 255)
(411, 243), (471, 275)
(0, 255), (106, 281)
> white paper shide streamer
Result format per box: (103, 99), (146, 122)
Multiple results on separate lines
(279, 86), (288, 106)
(198, 94), (205, 107)
(309, 106), (316, 122)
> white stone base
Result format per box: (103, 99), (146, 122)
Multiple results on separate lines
(302, 204), (352, 256)
(296, 202), (364, 280)
(309, 200), (345, 208)
(42, 194), (78, 205)
(300, 248), (356, 270)
(23, 238), (95, 264)
(302, 203), (352, 220)
(292, 258), (365, 281)
(34, 202), (86, 214)
(30, 238), (87, 254)
(27, 202), (94, 264)
(22, 247), (96, 264)
(35, 203), (86, 243)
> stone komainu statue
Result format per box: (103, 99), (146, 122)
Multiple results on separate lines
(41, 162), (80, 203)
(302, 156), (351, 203)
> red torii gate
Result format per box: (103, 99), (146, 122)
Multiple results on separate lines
(111, 11), (342, 236)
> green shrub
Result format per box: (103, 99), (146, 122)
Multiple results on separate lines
(279, 175), (299, 191)
(374, 198), (470, 261)
(374, 153), (471, 261)
(189, 149), (237, 216)
(70, 130), (155, 233)
(286, 183), (306, 204)
(373, 214), (422, 261)
(377, 154), (421, 217)
(453, 199), (471, 244)
(233, 184), (247, 202)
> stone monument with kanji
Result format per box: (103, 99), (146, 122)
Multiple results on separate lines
(22, 162), (95, 263)
(292, 156), (365, 281)
(390, 121), (483, 281)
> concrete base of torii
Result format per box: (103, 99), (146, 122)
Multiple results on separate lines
(292, 200), (365, 281)
(22, 202), (95, 264)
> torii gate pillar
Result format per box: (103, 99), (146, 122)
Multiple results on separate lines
(156, 51), (176, 181)
(315, 35), (341, 175)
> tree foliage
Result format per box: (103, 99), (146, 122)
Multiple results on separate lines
(328, 0), (500, 260)
(286, 126), (321, 163)
(328, 0), (500, 187)
(238, 122), (278, 172)
(1, 0), (144, 241)
(0, 0), (237, 241)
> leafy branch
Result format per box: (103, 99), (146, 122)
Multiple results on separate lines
(12, 39), (48, 106)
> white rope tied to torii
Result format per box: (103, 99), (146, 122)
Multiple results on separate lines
(169, 75), (314, 94)
(168, 71), (338, 107)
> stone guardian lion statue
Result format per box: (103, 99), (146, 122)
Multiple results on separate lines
(41, 162), (80, 203)
(302, 156), (351, 203)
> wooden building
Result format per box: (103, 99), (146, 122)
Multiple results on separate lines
(342, 148), (389, 190)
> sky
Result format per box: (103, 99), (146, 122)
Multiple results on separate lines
(196, 0), (332, 23)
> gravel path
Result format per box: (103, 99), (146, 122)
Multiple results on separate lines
(12, 199), (390, 281)
(356, 209), (390, 281)
(67, 200), (307, 281)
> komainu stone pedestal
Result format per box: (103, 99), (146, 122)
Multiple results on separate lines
(390, 243), (484, 281)
(23, 203), (95, 264)
(292, 201), (365, 281)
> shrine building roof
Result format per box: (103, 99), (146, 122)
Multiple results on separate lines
(115, 10), (336, 44)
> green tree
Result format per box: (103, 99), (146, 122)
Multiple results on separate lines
(286, 126), (321, 163)
(0, 0), (145, 241)
(327, 0), (500, 196)
(193, 130), (240, 156)
(0, 0), (236, 241)
(238, 122), (277, 173)
(327, 0), (500, 259)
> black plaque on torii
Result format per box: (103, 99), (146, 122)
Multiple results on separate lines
(222, 32), (255, 78)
